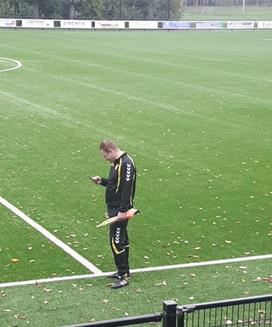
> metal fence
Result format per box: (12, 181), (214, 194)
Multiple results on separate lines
(177, 294), (272, 327)
(61, 300), (177, 327)
(62, 295), (272, 327)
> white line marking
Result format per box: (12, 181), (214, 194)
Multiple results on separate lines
(0, 196), (102, 275)
(0, 57), (22, 73)
(0, 273), (109, 288)
(0, 253), (271, 288)
(130, 254), (272, 274)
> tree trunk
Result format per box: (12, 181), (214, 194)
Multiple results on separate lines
(69, 0), (76, 19)
(33, 0), (39, 18)
(148, 0), (155, 19)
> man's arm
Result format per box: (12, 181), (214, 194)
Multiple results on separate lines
(90, 176), (108, 186)
(119, 159), (136, 213)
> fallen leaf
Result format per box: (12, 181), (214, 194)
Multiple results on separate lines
(254, 277), (272, 282)
(11, 258), (19, 263)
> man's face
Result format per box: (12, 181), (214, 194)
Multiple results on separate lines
(100, 149), (115, 162)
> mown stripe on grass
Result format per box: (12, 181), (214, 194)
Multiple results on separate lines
(0, 90), (75, 122)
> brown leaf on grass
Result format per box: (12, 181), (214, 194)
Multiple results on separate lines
(10, 258), (19, 263)
(154, 280), (167, 286)
(224, 318), (233, 325)
(254, 277), (272, 282)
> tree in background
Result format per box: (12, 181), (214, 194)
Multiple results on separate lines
(0, 0), (32, 18)
(0, 0), (182, 20)
(38, 0), (64, 19)
(0, 0), (10, 17)
(154, 0), (182, 19)
(76, 0), (103, 20)
(100, 0), (117, 19)
(64, 0), (81, 19)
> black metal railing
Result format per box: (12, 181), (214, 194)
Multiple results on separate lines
(177, 294), (272, 327)
(61, 300), (177, 327)
(62, 295), (272, 327)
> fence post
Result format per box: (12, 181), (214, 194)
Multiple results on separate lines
(176, 308), (185, 327)
(162, 300), (177, 327)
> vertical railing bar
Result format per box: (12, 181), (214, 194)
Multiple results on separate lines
(237, 304), (240, 326)
(191, 307), (194, 327)
(231, 304), (234, 326)
(215, 304), (218, 327)
(209, 307), (213, 327)
(253, 303), (259, 323)
(269, 300), (272, 325)
(185, 310), (189, 327)
(220, 306), (223, 327)
(248, 303), (251, 327)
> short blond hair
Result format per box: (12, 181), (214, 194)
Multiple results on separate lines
(99, 140), (118, 153)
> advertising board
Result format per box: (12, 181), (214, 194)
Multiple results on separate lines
(0, 19), (16, 28)
(129, 21), (158, 29)
(258, 21), (272, 29)
(21, 19), (54, 28)
(227, 21), (254, 29)
(162, 21), (191, 29)
(94, 21), (125, 29)
(195, 21), (225, 29)
(61, 20), (93, 29)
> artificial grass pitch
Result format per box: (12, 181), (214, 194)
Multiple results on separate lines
(0, 29), (271, 284)
(0, 259), (271, 326)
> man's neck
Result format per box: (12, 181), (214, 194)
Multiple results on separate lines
(115, 149), (125, 160)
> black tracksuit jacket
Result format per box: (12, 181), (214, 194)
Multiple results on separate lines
(101, 152), (136, 212)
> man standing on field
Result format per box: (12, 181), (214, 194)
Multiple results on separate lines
(91, 140), (137, 289)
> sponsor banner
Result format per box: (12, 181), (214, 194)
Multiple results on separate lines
(227, 21), (254, 29)
(22, 19), (54, 28)
(258, 21), (272, 29)
(129, 21), (158, 29)
(0, 19), (16, 28)
(95, 20), (125, 29)
(162, 21), (191, 29)
(61, 20), (93, 29)
(195, 21), (224, 29)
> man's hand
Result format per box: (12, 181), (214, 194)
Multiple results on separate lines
(117, 211), (127, 220)
(90, 176), (102, 184)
